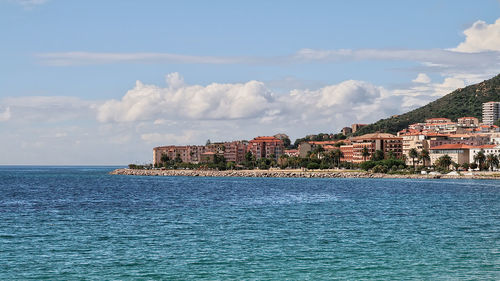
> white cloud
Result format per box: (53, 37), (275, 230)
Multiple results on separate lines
(0, 72), (488, 164)
(36, 51), (251, 66)
(9, 0), (49, 8)
(141, 130), (198, 144)
(454, 19), (500, 53)
(97, 73), (274, 122)
(98, 73), (435, 139)
(0, 107), (11, 122)
(0, 96), (96, 122)
(413, 73), (431, 83)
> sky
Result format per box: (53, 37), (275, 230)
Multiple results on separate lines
(1, 0), (500, 165)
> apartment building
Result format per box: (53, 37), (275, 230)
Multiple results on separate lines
(153, 145), (206, 166)
(223, 141), (248, 163)
(349, 133), (403, 163)
(482, 101), (500, 125)
(247, 136), (284, 160)
(457, 117), (479, 127)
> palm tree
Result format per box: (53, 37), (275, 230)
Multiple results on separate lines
(474, 149), (486, 170)
(408, 148), (419, 169)
(436, 154), (452, 170)
(361, 147), (370, 162)
(420, 149), (430, 167)
(333, 149), (344, 168)
(486, 154), (499, 171)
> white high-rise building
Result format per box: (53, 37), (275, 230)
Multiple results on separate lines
(482, 101), (500, 125)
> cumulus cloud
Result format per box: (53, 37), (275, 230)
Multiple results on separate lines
(412, 73), (431, 83)
(98, 73), (434, 136)
(97, 73), (274, 122)
(454, 19), (500, 53)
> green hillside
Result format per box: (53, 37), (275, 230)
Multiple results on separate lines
(355, 73), (500, 135)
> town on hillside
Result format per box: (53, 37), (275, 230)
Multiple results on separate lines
(151, 102), (500, 171)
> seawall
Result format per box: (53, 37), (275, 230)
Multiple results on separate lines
(109, 168), (500, 180)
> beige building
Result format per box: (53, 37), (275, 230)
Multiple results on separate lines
(402, 133), (429, 166)
(429, 144), (472, 167)
(457, 117), (479, 127)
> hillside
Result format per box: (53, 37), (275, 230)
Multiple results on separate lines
(354, 73), (500, 135)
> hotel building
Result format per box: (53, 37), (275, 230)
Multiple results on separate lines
(482, 101), (500, 125)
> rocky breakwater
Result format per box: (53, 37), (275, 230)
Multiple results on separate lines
(109, 169), (456, 179)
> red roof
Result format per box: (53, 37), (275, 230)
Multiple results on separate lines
(474, 144), (497, 149)
(430, 144), (473, 150)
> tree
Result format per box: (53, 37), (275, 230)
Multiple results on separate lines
(371, 150), (385, 161)
(206, 139), (211, 146)
(334, 141), (345, 147)
(174, 153), (182, 163)
(312, 145), (325, 158)
(387, 151), (396, 159)
(282, 137), (291, 149)
(244, 151), (255, 169)
(333, 149), (344, 168)
(461, 163), (470, 170)
(361, 147), (370, 162)
(160, 153), (170, 166)
(486, 154), (499, 171)
(408, 148), (419, 169)
(226, 161), (236, 170)
(473, 149), (486, 170)
(436, 154), (452, 170)
(420, 149), (430, 167)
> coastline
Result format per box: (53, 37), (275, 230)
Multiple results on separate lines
(110, 168), (500, 180)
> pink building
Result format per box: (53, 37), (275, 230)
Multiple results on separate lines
(247, 136), (284, 160)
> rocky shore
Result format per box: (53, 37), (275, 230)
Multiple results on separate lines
(110, 168), (500, 180)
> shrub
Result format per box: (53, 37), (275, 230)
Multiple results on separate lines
(372, 165), (388, 173)
(307, 162), (320, 170)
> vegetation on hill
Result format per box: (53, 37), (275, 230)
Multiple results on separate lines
(354, 73), (500, 135)
(292, 133), (346, 148)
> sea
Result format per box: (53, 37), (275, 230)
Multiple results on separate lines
(0, 166), (498, 280)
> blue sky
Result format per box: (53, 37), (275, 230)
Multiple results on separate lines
(1, 0), (500, 164)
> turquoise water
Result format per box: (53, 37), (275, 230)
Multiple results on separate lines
(0, 166), (499, 280)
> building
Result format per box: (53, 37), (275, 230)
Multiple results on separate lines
(351, 123), (367, 133)
(222, 141), (248, 163)
(429, 144), (472, 167)
(457, 117), (479, 127)
(349, 133), (403, 163)
(425, 118), (452, 124)
(339, 144), (354, 162)
(469, 144), (500, 164)
(284, 149), (299, 157)
(428, 134), (490, 147)
(247, 136), (284, 160)
(297, 140), (346, 158)
(200, 151), (216, 163)
(153, 145), (206, 166)
(401, 133), (429, 166)
(482, 101), (500, 125)
(341, 127), (352, 135)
